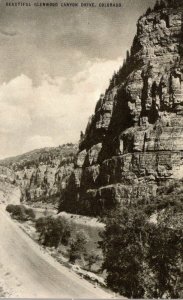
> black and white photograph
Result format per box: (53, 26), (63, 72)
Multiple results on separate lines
(0, 0), (182, 298)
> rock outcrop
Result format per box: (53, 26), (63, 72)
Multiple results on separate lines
(0, 145), (78, 208)
(60, 1), (183, 216)
(0, 166), (21, 205)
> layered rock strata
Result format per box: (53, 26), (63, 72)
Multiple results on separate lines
(60, 3), (183, 216)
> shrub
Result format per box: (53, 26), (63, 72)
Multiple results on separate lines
(61, 222), (73, 246)
(6, 204), (35, 221)
(85, 251), (100, 271)
(8, 205), (27, 221)
(25, 207), (35, 220)
(6, 204), (16, 213)
(35, 216), (70, 248)
(69, 230), (89, 263)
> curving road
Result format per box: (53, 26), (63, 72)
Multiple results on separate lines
(0, 208), (112, 298)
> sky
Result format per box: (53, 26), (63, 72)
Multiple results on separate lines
(0, 0), (156, 158)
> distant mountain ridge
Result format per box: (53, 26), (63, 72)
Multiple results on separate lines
(0, 144), (77, 169)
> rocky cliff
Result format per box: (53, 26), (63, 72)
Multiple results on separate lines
(0, 144), (78, 208)
(60, 1), (183, 216)
(0, 165), (21, 206)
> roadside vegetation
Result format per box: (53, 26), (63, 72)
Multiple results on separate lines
(6, 204), (35, 221)
(35, 216), (70, 248)
(6, 205), (103, 279)
(35, 215), (101, 271)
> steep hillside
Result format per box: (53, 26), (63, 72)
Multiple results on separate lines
(60, 0), (183, 216)
(0, 144), (78, 208)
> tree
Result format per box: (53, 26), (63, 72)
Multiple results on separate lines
(35, 216), (69, 248)
(6, 204), (35, 221)
(6, 204), (16, 213)
(69, 230), (89, 263)
(61, 222), (73, 246)
(35, 217), (47, 242)
(166, 0), (179, 8)
(147, 209), (183, 298)
(25, 207), (35, 220)
(100, 202), (183, 298)
(100, 207), (149, 298)
(154, 0), (166, 10)
(159, 0), (166, 8)
(126, 50), (130, 62)
(146, 7), (152, 15)
(86, 251), (100, 271)
(154, 0), (160, 10)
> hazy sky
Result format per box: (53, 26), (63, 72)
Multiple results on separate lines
(0, 0), (155, 158)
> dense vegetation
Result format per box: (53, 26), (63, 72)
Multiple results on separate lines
(35, 216), (91, 265)
(35, 216), (72, 248)
(100, 181), (183, 298)
(6, 204), (35, 221)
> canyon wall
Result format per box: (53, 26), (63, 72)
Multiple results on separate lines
(0, 145), (77, 208)
(60, 2), (183, 216)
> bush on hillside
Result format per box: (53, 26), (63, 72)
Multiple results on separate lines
(69, 230), (89, 263)
(35, 216), (71, 248)
(85, 251), (101, 271)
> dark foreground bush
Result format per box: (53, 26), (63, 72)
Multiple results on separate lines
(6, 204), (35, 221)
(6, 204), (15, 213)
(101, 204), (183, 299)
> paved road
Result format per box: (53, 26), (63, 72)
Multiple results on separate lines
(0, 208), (112, 298)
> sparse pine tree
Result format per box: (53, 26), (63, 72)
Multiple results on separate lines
(126, 50), (130, 62)
(146, 7), (152, 15)
(154, 0), (160, 10)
